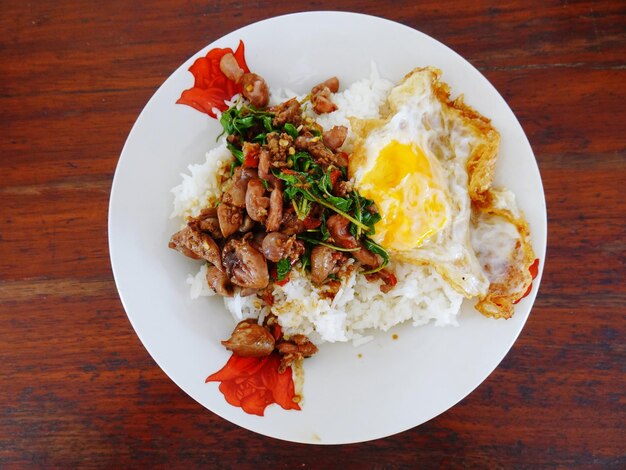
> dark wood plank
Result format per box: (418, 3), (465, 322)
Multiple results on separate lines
(1, 0), (624, 467)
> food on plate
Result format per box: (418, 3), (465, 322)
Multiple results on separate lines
(170, 41), (538, 415)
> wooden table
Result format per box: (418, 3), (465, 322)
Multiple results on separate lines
(2, 0), (624, 467)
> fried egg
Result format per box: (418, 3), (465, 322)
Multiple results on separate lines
(349, 67), (535, 314)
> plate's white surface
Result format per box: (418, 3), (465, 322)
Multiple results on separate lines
(109, 11), (546, 444)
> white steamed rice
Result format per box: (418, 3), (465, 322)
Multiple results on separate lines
(173, 65), (464, 345)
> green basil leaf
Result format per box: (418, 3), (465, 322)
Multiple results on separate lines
(252, 133), (267, 144)
(227, 143), (244, 164)
(276, 258), (291, 281)
(320, 212), (330, 241)
(235, 115), (255, 132)
(299, 250), (310, 273)
(284, 185), (299, 201)
(361, 237), (390, 274)
(275, 171), (301, 186)
(284, 123), (298, 139)
(325, 194), (352, 212)
(262, 115), (274, 132)
(362, 210), (381, 234)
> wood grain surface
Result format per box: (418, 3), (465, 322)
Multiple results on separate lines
(1, 0), (624, 467)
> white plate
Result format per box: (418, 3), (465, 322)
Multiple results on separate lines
(109, 11), (546, 444)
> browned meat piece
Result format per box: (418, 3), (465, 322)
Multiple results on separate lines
(187, 207), (222, 239)
(332, 180), (353, 198)
(313, 93), (337, 114)
(280, 208), (306, 235)
(271, 98), (302, 127)
(326, 214), (381, 268)
(261, 233), (305, 263)
(217, 203), (243, 238)
(326, 214), (359, 249)
(196, 217), (222, 239)
(221, 320), (275, 357)
(276, 334), (318, 373)
(250, 231), (266, 252)
(314, 77), (339, 94)
(168, 226), (221, 267)
(294, 132), (334, 163)
(238, 214), (255, 233)
(222, 178), (248, 208)
(238, 287), (258, 297)
(222, 238), (269, 289)
(333, 152), (350, 168)
(257, 148), (280, 187)
(242, 141), (260, 160)
(276, 342), (298, 354)
(219, 53), (244, 83)
(261, 232), (288, 262)
(233, 165), (258, 181)
(365, 268), (397, 293)
(195, 206), (217, 218)
(206, 265), (234, 296)
(311, 77), (339, 114)
(291, 334), (318, 356)
(267, 132), (293, 162)
(322, 125), (348, 151)
(352, 247), (381, 269)
(266, 186), (283, 232)
(241, 73), (269, 108)
(310, 245), (343, 284)
(245, 178), (270, 223)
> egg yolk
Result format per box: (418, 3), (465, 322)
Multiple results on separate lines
(359, 141), (448, 251)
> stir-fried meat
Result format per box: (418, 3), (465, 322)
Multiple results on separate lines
(206, 265), (234, 296)
(266, 186), (283, 232)
(219, 53), (245, 83)
(322, 125), (348, 151)
(267, 132), (293, 162)
(294, 131), (334, 163)
(217, 203), (243, 238)
(257, 148), (281, 187)
(251, 231), (266, 252)
(196, 217), (222, 238)
(276, 334), (319, 373)
(314, 76), (339, 94)
(310, 245), (343, 284)
(239, 287), (259, 297)
(222, 166), (257, 210)
(352, 247), (381, 269)
(333, 152), (350, 168)
(170, 87), (391, 310)
(311, 77), (339, 114)
(238, 214), (255, 233)
(332, 179), (353, 198)
(280, 208), (306, 235)
(245, 178), (270, 223)
(326, 214), (381, 268)
(326, 214), (359, 249)
(222, 177), (248, 208)
(261, 233), (304, 263)
(221, 320), (275, 357)
(195, 206), (217, 218)
(234, 165), (258, 181)
(187, 207), (222, 239)
(168, 226), (221, 267)
(241, 72), (269, 108)
(222, 237), (269, 289)
(365, 268), (398, 293)
(271, 98), (302, 127)
(242, 141), (260, 161)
